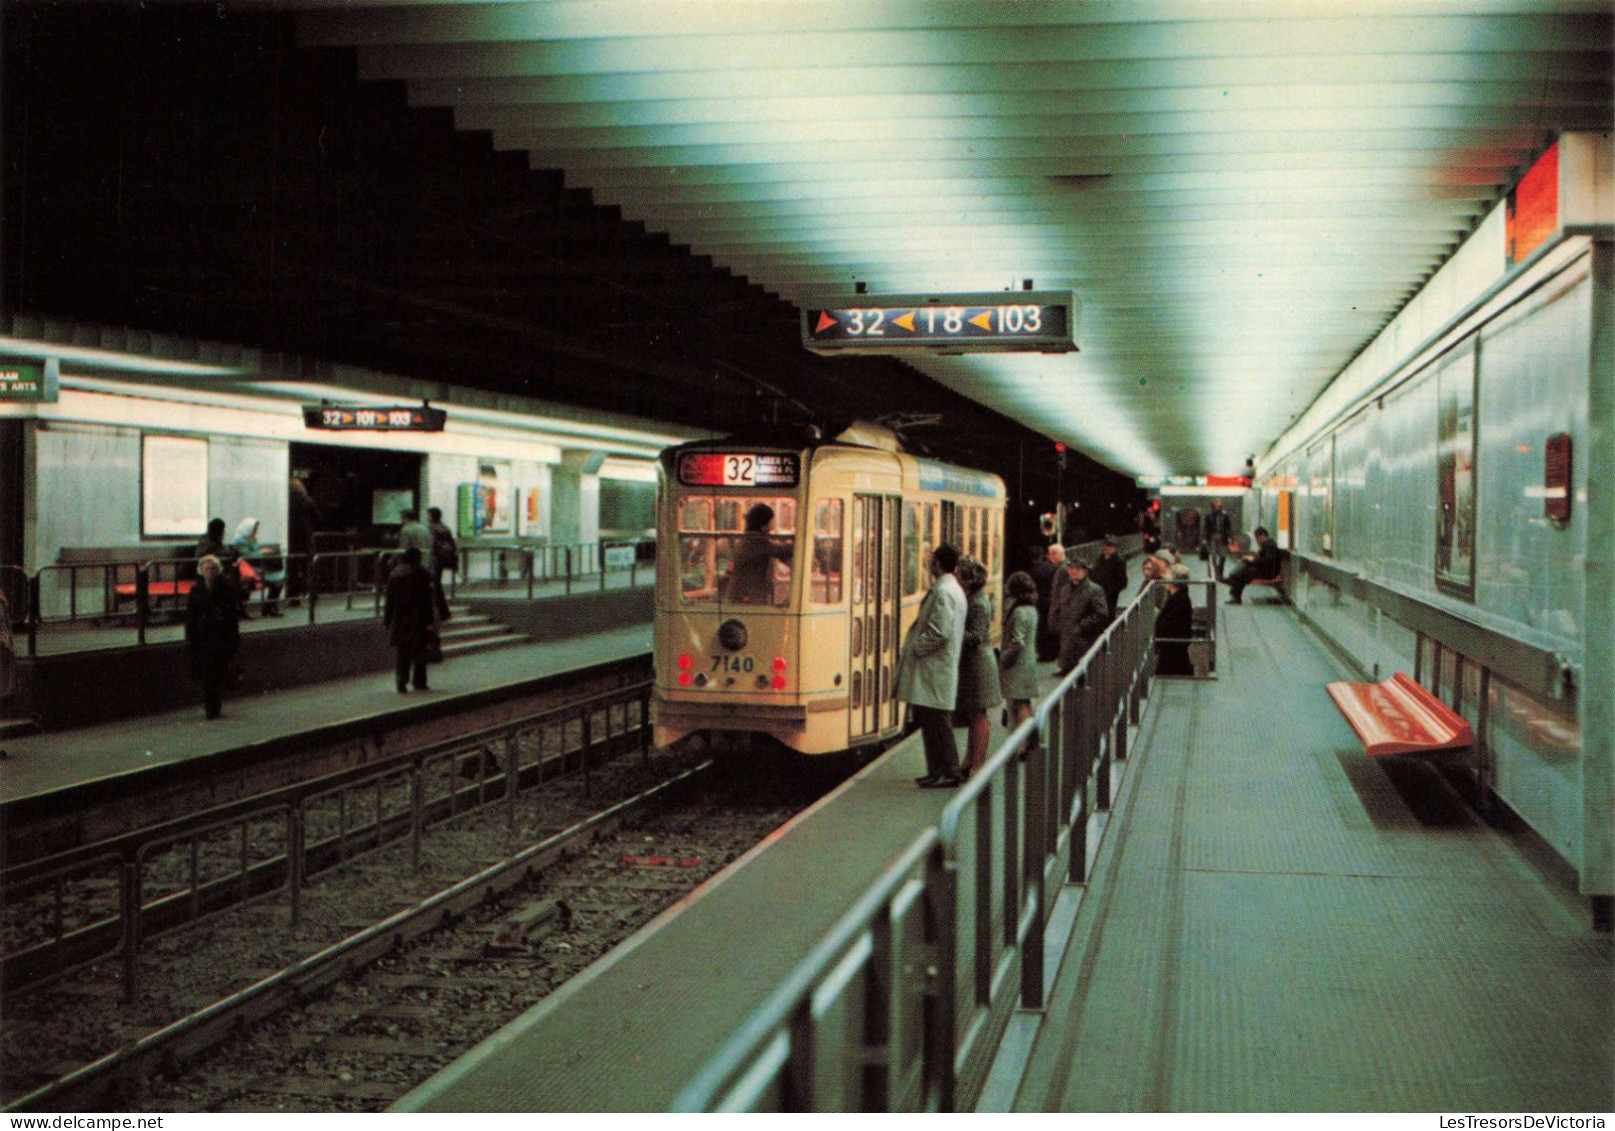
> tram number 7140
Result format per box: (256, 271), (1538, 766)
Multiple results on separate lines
(711, 655), (755, 673)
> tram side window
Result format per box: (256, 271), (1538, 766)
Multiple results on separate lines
(922, 504), (937, 586)
(902, 503), (919, 595)
(811, 499), (843, 604)
(678, 495), (796, 606)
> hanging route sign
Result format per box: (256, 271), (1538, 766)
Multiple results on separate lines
(303, 404), (447, 432)
(802, 291), (1077, 355)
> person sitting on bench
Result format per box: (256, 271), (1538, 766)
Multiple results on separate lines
(1226, 526), (1281, 604)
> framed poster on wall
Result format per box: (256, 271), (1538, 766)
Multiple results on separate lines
(142, 435), (209, 538)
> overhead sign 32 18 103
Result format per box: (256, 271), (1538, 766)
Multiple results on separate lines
(801, 291), (1077, 355)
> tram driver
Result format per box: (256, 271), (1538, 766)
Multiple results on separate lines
(727, 503), (793, 605)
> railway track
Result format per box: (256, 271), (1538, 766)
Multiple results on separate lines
(3, 744), (847, 1112)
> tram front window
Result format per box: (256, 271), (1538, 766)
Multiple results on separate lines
(678, 495), (796, 606)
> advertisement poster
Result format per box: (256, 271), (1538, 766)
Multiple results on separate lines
(476, 460), (511, 535)
(515, 486), (542, 537)
(142, 435), (209, 538)
(1435, 343), (1477, 596)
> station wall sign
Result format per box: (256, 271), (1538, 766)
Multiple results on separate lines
(303, 404), (447, 432)
(0, 358), (60, 404)
(802, 291), (1077, 355)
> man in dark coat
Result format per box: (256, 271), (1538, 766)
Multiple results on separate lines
(1055, 558), (1112, 675)
(287, 477), (322, 602)
(1028, 544), (1059, 661)
(1227, 527), (1282, 604)
(1089, 538), (1128, 617)
(1035, 543), (1066, 661)
(185, 554), (241, 719)
(384, 547), (435, 692)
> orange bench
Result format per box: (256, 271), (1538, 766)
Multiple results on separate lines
(111, 560), (260, 606)
(1326, 672), (1474, 757)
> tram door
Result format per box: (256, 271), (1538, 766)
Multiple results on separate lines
(851, 495), (903, 741)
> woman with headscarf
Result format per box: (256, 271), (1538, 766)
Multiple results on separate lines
(953, 556), (1002, 780)
(232, 516), (285, 616)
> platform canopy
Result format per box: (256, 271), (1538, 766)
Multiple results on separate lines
(271, 0), (1610, 477)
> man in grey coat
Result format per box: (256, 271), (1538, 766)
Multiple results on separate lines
(1055, 557), (1112, 675)
(895, 543), (967, 789)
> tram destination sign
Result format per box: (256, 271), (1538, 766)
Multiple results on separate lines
(802, 291), (1077, 355)
(302, 404), (447, 432)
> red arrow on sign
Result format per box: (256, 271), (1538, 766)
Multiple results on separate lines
(815, 311), (838, 332)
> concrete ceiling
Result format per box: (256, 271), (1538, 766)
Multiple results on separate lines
(244, 3), (1615, 475)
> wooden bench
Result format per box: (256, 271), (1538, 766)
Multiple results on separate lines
(1326, 672), (1474, 757)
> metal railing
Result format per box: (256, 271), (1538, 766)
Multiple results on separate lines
(0, 679), (653, 1002)
(6, 538), (657, 652)
(676, 582), (1172, 1112)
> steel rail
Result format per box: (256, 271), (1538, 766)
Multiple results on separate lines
(5, 760), (714, 1114)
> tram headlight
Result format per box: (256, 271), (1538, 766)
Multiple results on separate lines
(717, 619), (748, 651)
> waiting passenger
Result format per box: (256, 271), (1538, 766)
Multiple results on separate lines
(192, 518), (239, 576)
(1035, 543), (1065, 661)
(384, 547), (434, 694)
(185, 555), (241, 720)
(998, 570), (1041, 737)
(1089, 537), (1128, 617)
(232, 517), (285, 616)
(1055, 557), (1111, 675)
(727, 503), (791, 605)
(896, 542), (966, 789)
(953, 557), (1001, 781)
(1226, 526), (1282, 604)
(1153, 563), (1195, 676)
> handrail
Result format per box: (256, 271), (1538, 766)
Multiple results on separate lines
(678, 580), (1166, 1112)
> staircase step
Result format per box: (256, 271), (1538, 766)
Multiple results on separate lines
(0, 718), (41, 740)
(440, 623), (507, 643)
(440, 614), (492, 630)
(441, 634), (529, 658)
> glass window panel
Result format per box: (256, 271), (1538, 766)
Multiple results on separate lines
(677, 494), (796, 605)
(812, 498), (843, 604)
(902, 503), (919, 595)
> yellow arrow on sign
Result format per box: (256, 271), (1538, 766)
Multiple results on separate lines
(893, 311), (916, 332)
(968, 310), (994, 331)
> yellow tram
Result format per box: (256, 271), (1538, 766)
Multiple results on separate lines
(653, 422), (1006, 755)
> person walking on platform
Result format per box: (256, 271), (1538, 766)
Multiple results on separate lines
(1153, 563), (1195, 676)
(1204, 498), (1234, 581)
(896, 542), (967, 789)
(384, 547), (434, 693)
(1089, 537), (1128, 618)
(953, 558), (1002, 780)
(185, 554), (241, 720)
(998, 570), (1041, 737)
(426, 506), (457, 623)
(287, 477), (322, 604)
(1034, 543), (1064, 661)
(1227, 526), (1282, 604)
(1055, 556), (1111, 675)
(398, 508), (434, 569)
